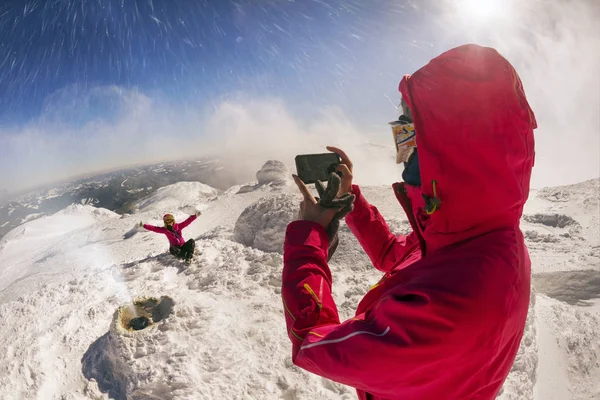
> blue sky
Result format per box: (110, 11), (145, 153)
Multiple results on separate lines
(0, 0), (598, 192)
(0, 0), (436, 126)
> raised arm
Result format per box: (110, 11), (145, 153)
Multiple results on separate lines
(282, 220), (455, 398)
(178, 214), (197, 230)
(345, 184), (418, 273)
(142, 224), (166, 234)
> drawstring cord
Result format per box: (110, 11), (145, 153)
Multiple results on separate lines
(423, 180), (441, 215)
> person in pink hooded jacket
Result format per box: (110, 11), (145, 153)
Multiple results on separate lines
(282, 44), (536, 399)
(141, 212), (200, 262)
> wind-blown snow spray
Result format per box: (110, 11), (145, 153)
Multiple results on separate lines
(89, 249), (133, 305)
(64, 222), (135, 307)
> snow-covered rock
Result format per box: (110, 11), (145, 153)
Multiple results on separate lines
(256, 160), (289, 185)
(235, 160), (291, 194)
(233, 193), (298, 253)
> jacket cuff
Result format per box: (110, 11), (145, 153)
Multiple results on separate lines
(284, 220), (329, 253)
(348, 184), (369, 215)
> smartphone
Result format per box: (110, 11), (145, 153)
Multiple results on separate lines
(295, 153), (341, 184)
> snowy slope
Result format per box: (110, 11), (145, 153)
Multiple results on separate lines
(0, 205), (121, 303)
(0, 173), (598, 399)
(134, 181), (219, 214)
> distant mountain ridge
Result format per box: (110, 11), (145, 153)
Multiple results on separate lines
(0, 158), (252, 241)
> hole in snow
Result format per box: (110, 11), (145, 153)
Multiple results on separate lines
(523, 213), (581, 230)
(130, 316), (150, 331)
(117, 296), (174, 332)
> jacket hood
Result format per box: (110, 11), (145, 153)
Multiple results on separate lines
(399, 44), (537, 252)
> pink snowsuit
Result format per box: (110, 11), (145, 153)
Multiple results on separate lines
(282, 44), (537, 399)
(143, 215), (197, 247)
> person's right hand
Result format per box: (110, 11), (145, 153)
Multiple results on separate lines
(326, 146), (353, 196)
(293, 175), (340, 230)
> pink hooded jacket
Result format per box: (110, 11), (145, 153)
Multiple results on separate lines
(143, 215), (196, 247)
(282, 44), (536, 399)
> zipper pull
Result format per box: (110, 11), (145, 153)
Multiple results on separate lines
(423, 180), (441, 215)
(303, 283), (323, 309)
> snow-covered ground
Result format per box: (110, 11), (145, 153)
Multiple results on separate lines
(0, 162), (598, 399)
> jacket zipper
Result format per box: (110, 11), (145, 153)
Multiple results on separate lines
(303, 283), (323, 309)
(393, 182), (427, 257)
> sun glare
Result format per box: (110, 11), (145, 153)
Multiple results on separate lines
(461, 0), (504, 19)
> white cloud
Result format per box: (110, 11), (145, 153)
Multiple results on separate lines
(0, 89), (399, 192)
(0, 87), (204, 191)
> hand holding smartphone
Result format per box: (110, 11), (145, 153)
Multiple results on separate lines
(294, 153), (341, 184)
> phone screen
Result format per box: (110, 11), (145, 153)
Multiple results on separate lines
(295, 153), (341, 184)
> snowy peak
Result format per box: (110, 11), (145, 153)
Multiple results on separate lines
(134, 181), (219, 215)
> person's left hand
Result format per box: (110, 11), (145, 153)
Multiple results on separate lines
(195, 211), (202, 217)
(293, 175), (340, 229)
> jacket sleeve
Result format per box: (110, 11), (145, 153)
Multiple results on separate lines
(282, 221), (341, 345)
(178, 215), (197, 230)
(282, 221), (457, 397)
(143, 224), (166, 234)
(345, 184), (416, 273)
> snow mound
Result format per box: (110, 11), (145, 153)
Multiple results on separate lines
(233, 193), (298, 253)
(82, 297), (176, 399)
(135, 182), (219, 214)
(236, 160), (291, 194)
(256, 160), (289, 185)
